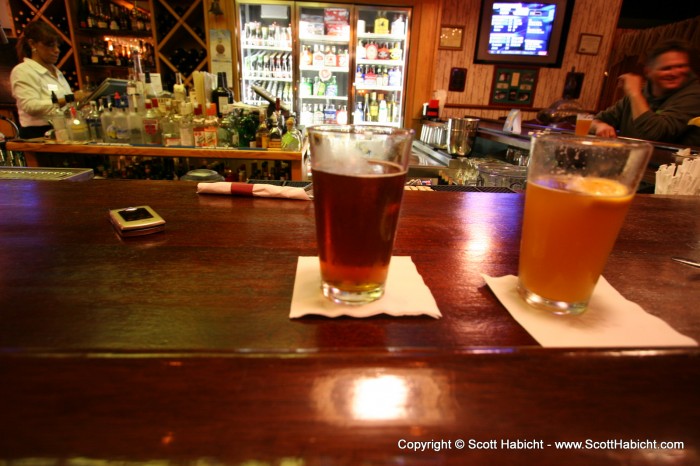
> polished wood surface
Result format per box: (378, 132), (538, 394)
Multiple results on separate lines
(6, 141), (305, 180)
(1, 180), (697, 351)
(1, 179), (698, 464)
(2, 349), (698, 465)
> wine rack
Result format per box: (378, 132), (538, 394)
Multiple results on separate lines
(69, 0), (157, 87)
(9, 0), (79, 89)
(152, 0), (208, 90)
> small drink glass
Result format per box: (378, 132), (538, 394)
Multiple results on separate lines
(307, 125), (414, 305)
(517, 134), (652, 315)
(575, 113), (594, 136)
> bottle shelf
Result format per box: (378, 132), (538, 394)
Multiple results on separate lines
(358, 33), (406, 41)
(300, 95), (348, 101)
(356, 59), (404, 67)
(354, 84), (403, 92)
(77, 28), (153, 38)
(299, 34), (350, 44)
(242, 44), (293, 52)
(299, 65), (349, 73)
(243, 76), (293, 82)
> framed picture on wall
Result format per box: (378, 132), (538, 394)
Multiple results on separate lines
(577, 33), (603, 55)
(489, 66), (539, 107)
(439, 26), (464, 50)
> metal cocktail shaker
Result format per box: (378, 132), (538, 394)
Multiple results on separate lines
(446, 117), (479, 156)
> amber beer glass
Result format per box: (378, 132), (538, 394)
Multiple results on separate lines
(307, 125), (414, 305)
(574, 113), (594, 136)
(518, 134), (652, 315)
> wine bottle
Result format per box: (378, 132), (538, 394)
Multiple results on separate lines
(212, 72), (231, 118)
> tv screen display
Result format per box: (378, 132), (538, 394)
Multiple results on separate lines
(474, 0), (574, 67)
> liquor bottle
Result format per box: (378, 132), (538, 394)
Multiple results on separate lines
(357, 40), (366, 60)
(316, 77), (326, 96)
(301, 77), (312, 97)
(389, 93), (400, 122)
(85, 100), (103, 142)
(267, 112), (282, 150)
(365, 40), (378, 60)
(173, 73), (187, 103)
(313, 104), (324, 125)
(127, 99), (144, 145)
(377, 94), (388, 123)
(211, 72), (232, 117)
(355, 65), (364, 83)
(192, 104), (206, 148)
(323, 104), (337, 124)
(203, 103), (219, 147)
(78, 0), (88, 28)
(312, 45), (324, 67)
(178, 102), (194, 147)
(390, 42), (402, 60)
(255, 110), (269, 149)
(337, 105), (348, 125)
(324, 46), (337, 67)
(101, 97), (117, 143)
(388, 66), (400, 87)
(281, 117), (302, 151)
(142, 99), (162, 145)
(369, 92), (379, 122)
(301, 45), (312, 66)
(353, 100), (364, 123)
(364, 65), (376, 85)
(391, 14), (405, 36)
(298, 104), (309, 128)
(363, 93), (371, 122)
(111, 96), (130, 143)
(48, 91), (69, 143)
(217, 104), (235, 148)
(144, 71), (158, 103)
(374, 11), (389, 34)
(378, 42), (390, 60)
(338, 48), (349, 68)
(325, 76), (338, 97)
(161, 101), (181, 147)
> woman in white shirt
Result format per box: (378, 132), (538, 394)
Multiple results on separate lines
(10, 21), (83, 139)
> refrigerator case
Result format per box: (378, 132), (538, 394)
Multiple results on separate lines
(352, 7), (409, 127)
(297, 5), (352, 128)
(238, 2), (294, 109)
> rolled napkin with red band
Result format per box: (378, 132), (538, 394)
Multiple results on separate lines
(196, 182), (311, 201)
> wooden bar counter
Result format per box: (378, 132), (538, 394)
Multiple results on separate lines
(0, 179), (698, 465)
(6, 140), (305, 180)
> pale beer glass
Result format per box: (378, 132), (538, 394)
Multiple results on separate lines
(518, 134), (652, 315)
(307, 125), (414, 305)
(575, 113), (594, 136)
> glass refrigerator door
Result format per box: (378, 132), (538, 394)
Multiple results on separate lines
(297, 4), (352, 128)
(238, 2), (294, 110)
(352, 7), (410, 127)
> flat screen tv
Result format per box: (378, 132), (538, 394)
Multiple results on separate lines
(474, 0), (574, 67)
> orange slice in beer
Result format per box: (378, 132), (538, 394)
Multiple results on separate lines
(566, 177), (629, 197)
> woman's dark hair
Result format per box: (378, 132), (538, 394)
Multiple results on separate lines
(16, 20), (61, 61)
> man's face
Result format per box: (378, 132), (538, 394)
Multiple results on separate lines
(645, 50), (691, 97)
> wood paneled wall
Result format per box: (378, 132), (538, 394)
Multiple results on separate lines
(433, 0), (622, 122)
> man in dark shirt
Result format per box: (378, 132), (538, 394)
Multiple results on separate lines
(592, 39), (700, 148)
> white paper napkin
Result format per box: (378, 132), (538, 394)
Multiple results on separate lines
(290, 256), (441, 319)
(482, 274), (698, 347)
